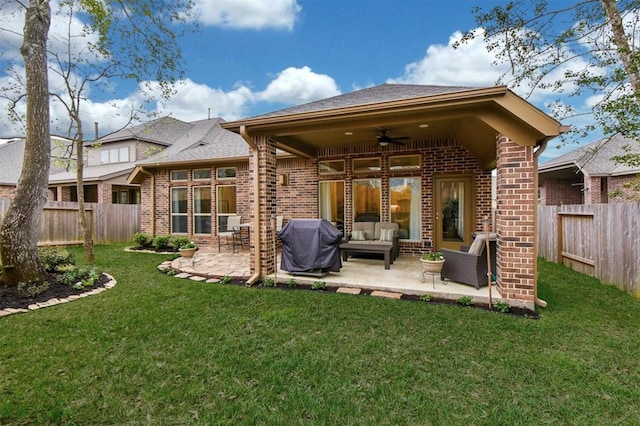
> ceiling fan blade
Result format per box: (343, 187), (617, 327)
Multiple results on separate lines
(390, 139), (406, 146)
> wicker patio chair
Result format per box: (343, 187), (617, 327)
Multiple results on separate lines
(440, 233), (497, 289)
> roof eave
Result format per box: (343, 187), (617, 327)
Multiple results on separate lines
(221, 86), (511, 132)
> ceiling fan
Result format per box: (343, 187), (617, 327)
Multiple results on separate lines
(377, 128), (410, 146)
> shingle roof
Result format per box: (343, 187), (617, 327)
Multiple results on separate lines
(91, 116), (194, 146)
(49, 162), (135, 184)
(137, 118), (250, 165)
(253, 83), (478, 118)
(0, 137), (74, 185)
(0, 139), (25, 185)
(540, 134), (640, 176)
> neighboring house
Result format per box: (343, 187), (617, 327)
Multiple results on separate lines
(48, 116), (231, 204)
(129, 83), (567, 309)
(0, 136), (73, 199)
(539, 134), (640, 205)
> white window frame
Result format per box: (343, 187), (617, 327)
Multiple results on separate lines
(170, 170), (188, 182)
(193, 186), (212, 235)
(171, 187), (188, 234)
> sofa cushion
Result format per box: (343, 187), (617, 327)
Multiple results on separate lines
(368, 240), (393, 246)
(353, 222), (375, 240)
(351, 230), (366, 241)
(374, 222), (399, 240)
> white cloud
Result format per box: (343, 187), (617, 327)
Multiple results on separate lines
(0, 0), (102, 63)
(389, 29), (508, 88)
(194, 0), (301, 30)
(148, 79), (254, 122)
(257, 66), (341, 104)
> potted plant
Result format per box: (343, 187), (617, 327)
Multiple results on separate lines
(178, 241), (197, 258)
(421, 251), (445, 273)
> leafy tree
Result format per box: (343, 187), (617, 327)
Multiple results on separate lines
(0, 0), (51, 285)
(0, 0), (195, 284)
(458, 0), (640, 166)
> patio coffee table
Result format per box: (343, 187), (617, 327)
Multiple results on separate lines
(339, 243), (393, 270)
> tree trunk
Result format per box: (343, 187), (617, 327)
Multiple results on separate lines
(602, 0), (640, 98)
(75, 121), (95, 263)
(0, 0), (52, 286)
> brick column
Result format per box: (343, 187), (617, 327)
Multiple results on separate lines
(98, 183), (112, 203)
(252, 135), (278, 277)
(495, 136), (536, 308)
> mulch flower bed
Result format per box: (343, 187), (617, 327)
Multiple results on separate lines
(0, 273), (111, 310)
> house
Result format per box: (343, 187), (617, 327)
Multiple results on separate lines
(0, 136), (73, 199)
(129, 83), (567, 309)
(539, 134), (640, 205)
(47, 116), (235, 204)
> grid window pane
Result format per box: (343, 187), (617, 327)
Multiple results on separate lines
(353, 179), (381, 222)
(194, 169), (211, 179)
(172, 216), (188, 233)
(172, 188), (188, 213)
(119, 147), (129, 162)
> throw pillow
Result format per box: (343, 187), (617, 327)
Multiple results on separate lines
(352, 230), (366, 241)
(467, 234), (485, 255)
(379, 228), (395, 242)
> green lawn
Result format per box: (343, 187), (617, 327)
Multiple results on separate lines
(1, 245), (639, 425)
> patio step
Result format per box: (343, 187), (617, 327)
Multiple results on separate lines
(371, 290), (402, 299)
(336, 287), (362, 295)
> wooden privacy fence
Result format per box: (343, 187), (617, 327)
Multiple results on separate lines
(537, 203), (640, 297)
(0, 199), (140, 245)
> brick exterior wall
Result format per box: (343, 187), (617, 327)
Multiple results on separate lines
(540, 178), (583, 205)
(608, 174), (640, 202)
(495, 136), (536, 308)
(0, 185), (16, 199)
(540, 174), (639, 205)
(140, 163), (252, 248)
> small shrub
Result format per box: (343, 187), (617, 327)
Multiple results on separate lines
(133, 232), (152, 248)
(152, 235), (171, 250)
(220, 275), (232, 285)
(262, 278), (276, 287)
(493, 301), (511, 313)
(287, 278), (297, 288)
(39, 247), (75, 272)
(59, 266), (100, 289)
(312, 281), (327, 290)
(172, 237), (190, 250)
(457, 296), (473, 306)
(420, 294), (432, 302)
(17, 281), (50, 298)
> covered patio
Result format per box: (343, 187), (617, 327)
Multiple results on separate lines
(220, 83), (567, 309)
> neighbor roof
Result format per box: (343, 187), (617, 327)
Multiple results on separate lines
(0, 137), (74, 185)
(91, 116), (195, 147)
(539, 134), (640, 177)
(0, 139), (25, 185)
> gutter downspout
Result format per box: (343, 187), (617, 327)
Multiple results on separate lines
(533, 140), (549, 308)
(139, 168), (155, 236)
(240, 125), (262, 285)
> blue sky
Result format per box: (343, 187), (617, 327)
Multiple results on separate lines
(0, 0), (590, 162)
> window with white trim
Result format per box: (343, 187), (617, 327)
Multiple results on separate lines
(171, 187), (188, 233)
(193, 186), (212, 234)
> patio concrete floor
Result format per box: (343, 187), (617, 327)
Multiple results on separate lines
(169, 246), (505, 305)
